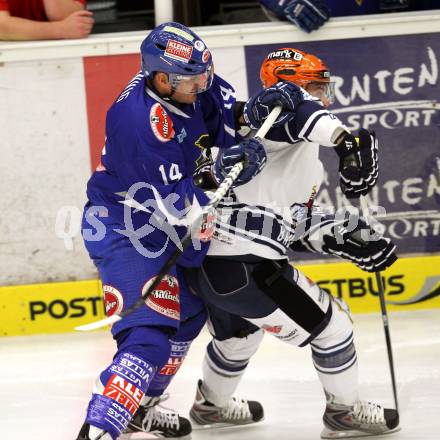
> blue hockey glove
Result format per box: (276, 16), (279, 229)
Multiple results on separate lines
(213, 138), (267, 187)
(260, 0), (330, 33)
(243, 81), (304, 130)
(335, 129), (379, 199)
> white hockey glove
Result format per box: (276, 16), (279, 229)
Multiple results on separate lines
(291, 209), (397, 272)
(334, 129), (379, 199)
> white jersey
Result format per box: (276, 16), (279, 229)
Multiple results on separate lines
(208, 99), (347, 260)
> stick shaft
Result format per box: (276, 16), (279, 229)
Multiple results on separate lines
(375, 271), (399, 412)
(255, 105), (282, 139)
(361, 197), (399, 412)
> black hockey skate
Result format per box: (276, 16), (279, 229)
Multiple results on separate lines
(321, 392), (400, 438)
(189, 379), (264, 427)
(121, 395), (192, 439)
(76, 422), (113, 440)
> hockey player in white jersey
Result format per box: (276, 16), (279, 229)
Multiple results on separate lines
(185, 48), (400, 438)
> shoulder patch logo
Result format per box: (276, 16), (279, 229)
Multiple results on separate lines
(164, 40), (193, 63)
(103, 284), (124, 317)
(143, 275), (180, 321)
(150, 103), (175, 142)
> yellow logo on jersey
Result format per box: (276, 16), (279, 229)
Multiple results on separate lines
(355, 0), (363, 6)
(195, 133), (211, 150)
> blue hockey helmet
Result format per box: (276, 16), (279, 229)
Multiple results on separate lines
(141, 22), (214, 94)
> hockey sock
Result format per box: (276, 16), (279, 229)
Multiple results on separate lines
(202, 330), (264, 407)
(86, 352), (156, 439)
(310, 300), (359, 406)
(312, 343), (359, 405)
(85, 326), (173, 438)
(146, 339), (193, 396)
(146, 309), (206, 397)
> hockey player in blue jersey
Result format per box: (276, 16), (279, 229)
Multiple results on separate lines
(185, 48), (400, 438)
(76, 22), (267, 440)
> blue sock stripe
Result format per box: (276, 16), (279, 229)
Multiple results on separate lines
(310, 332), (354, 353)
(207, 341), (249, 373)
(313, 353), (358, 375)
(312, 341), (356, 370)
(311, 340), (355, 360)
(211, 340), (251, 366)
(206, 356), (246, 378)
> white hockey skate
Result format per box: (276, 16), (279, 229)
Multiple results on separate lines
(189, 379), (264, 428)
(321, 392), (400, 438)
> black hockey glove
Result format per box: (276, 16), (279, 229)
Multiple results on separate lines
(294, 210), (397, 272)
(322, 220), (397, 273)
(335, 129), (379, 199)
(243, 81), (304, 130)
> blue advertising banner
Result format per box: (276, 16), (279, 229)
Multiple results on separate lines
(245, 32), (440, 256)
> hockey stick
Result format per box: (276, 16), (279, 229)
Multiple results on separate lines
(75, 105), (282, 332)
(360, 196), (399, 413)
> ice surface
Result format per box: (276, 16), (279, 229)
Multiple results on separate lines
(1, 309), (439, 439)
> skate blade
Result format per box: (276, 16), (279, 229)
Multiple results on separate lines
(191, 417), (264, 431)
(321, 426), (401, 439)
(120, 432), (191, 440)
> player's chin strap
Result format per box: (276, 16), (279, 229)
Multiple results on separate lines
(360, 196), (399, 415)
(75, 106), (282, 332)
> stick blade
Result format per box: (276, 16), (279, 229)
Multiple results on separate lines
(75, 314), (121, 331)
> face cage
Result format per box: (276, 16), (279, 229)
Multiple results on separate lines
(168, 64), (214, 95)
(306, 81), (336, 105)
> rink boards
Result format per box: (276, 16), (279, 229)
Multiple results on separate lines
(1, 14), (440, 338)
(1, 255), (439, 337)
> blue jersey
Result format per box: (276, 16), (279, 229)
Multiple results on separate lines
(85, 72), (238, 267)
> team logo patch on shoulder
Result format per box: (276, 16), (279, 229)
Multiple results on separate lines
(150, 103), (175, 142)
(103, 284), (124, 317)
(143, 275), (180, 320)
(164, 40), (193, 63)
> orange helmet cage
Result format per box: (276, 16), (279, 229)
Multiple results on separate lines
(260, 48), (330, 89)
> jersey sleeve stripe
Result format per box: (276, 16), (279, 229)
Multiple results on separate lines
(300, 110), (329, 141)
